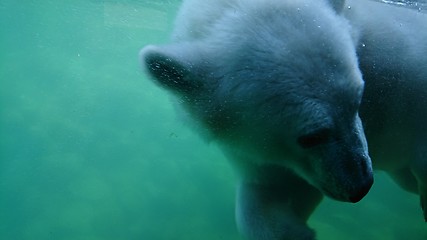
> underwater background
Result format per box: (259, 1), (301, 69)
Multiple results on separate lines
(0, 0), (426, 239)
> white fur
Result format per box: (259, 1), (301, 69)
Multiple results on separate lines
(140, 0), (427, 239)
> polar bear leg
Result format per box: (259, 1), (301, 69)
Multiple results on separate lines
(388, 162), (427, 221)
(412, 142), (427, 222)
(388, 167), (418, 194)
(236, 172), (323, 240)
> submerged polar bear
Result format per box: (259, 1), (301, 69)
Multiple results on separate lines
(140, 0), (427, 239)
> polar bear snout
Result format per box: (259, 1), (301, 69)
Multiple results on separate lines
(349, 175), (373, 203)
(312, 136), (374, 203)
(338, 153), (374, 203)
(347, 158), (374, 203)
(320, 162), (373, 203)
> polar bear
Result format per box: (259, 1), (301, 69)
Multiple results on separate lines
(139, 0), (427, 239)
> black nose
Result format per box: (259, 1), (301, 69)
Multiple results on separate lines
(349, 174), (374, 203)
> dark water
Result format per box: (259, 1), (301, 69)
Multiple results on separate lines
(0, 1), (425, 239)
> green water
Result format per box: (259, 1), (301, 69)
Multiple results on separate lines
(0, 1), (425, 239)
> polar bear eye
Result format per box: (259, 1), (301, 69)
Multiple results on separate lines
(297, 128), (331, 149)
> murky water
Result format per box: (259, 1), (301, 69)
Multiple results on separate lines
(0, 1), (425, 239)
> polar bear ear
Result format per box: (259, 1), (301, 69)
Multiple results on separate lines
(140, 44), (203, 94)
(328, 0), (346, 13)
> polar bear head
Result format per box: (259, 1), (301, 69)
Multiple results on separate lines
(140, 0), (373, 203)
